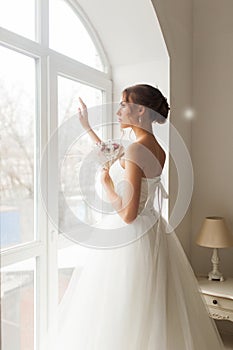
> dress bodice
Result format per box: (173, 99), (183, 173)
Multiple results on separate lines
(110, 161), (168, 216)
(139, 177), (162, 213)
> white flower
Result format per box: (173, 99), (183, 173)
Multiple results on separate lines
(95, 140), (124, 167)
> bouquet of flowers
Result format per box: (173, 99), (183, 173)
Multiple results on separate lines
(95, 140), (125, 170)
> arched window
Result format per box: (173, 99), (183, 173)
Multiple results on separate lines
(0, 1), (111, 349)
(49, 0), (105, 71)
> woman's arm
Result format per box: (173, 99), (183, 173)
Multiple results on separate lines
(101, 143), (143, 224)
(78, 97), (102, 144)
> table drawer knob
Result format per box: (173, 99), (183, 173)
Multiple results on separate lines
(213, 299), (218, 305)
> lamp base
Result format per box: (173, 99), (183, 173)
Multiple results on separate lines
(208, 248), (224, 282)
(208, 271), (224, 282)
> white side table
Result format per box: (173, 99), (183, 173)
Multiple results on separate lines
(197, 276), (233, 322)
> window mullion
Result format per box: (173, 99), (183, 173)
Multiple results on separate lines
(36, 0), (49, 47)
(0, 27), (47, 57)
(102, 81), (113, 140)
(47, 56), (59, 347)
(36, 54), (49, 350)
(50, 49), (111, 82)
(0, 242), (44, 267)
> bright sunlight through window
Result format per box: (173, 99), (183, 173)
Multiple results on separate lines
(49, 0), (104, 71)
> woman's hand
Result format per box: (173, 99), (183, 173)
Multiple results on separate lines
(78, 97), (91, 131)
(77, 97), (102, 144)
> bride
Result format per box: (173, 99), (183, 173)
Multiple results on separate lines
(54, 84), (224, 349)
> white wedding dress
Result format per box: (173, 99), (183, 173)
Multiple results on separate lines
(53, 161), (224, 350)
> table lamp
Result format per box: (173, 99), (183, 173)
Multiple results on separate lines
(196, 216), (233, 282)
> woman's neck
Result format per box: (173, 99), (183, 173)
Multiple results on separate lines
(131, 124), (154, 141)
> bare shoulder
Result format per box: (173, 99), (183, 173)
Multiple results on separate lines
(134, 137), (166, 176)
(123, 138), (166, 176)
(125, 142), (141, 155)
(124, 142), (145, 164)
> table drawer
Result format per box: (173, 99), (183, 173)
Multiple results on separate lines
(202, 294), (233, 322)
(207, 306), (233, 322)
(202, 293), (233, 310)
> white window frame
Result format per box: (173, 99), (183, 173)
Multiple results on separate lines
(0, 1), (111, 349)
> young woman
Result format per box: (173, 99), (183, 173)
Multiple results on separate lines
(55, 84), (224, 349)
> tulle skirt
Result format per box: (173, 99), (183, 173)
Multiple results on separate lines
(52, 214), (224, 350)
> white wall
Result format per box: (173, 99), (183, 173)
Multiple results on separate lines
(152, 0), (193, 256)
(76, 0), (168, 66)
(191, 0), (233, 277)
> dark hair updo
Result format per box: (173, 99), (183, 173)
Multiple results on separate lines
(122, 84), (170, 124)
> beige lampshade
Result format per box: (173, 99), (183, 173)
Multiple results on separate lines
(196, 216), (233, 248)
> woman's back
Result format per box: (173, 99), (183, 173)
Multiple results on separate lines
(120, 135), (166, 178)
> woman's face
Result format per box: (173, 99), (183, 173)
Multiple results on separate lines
(116, 98), (138, 128)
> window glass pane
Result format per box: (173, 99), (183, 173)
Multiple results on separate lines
(58, 76), (103, 234)
(50, 0), (104, 71)
(1, 258), (35, 350)
(0, 46), (36, 250)
(0, 0), (35, 40)
(58, 76), (102, 125)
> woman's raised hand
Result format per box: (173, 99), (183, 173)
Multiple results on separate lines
(77, 97), (102, 144)
(78, 97), (91, 131)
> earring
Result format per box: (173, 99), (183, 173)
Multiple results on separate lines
(138, 116), (142, 124)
